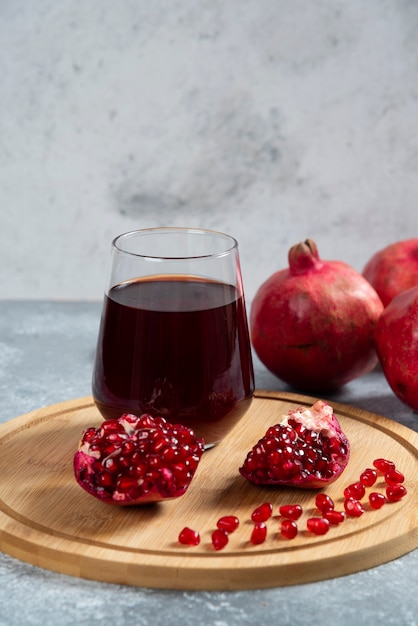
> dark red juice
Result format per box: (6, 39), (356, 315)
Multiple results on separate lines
(92, 276), (254, 444)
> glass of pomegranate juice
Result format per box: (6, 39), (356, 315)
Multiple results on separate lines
(92, 227), (255, 447)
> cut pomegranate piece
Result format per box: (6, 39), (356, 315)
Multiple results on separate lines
(178, 527), (200, 546)
(251, 502), (273, 522)
(307, 517), (330, 535)
(216, 515), (240, 533)
(280, 519), (298, 539)
(251, 522), (267, 545)
(278, 504), (303, 521)
(239, 401), (350, 488)
(74, 413), (204, 505)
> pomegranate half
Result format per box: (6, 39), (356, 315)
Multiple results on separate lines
(74, 413), (205, 505)
(239, 400), (350, 488)
(362, 238), (418, 306)
(250, 239), (384, 392)
(374, 285), (418, 412)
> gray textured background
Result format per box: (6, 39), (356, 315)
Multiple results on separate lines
(1, 0), (418, 301)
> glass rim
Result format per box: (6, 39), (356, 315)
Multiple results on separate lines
(111, 227), (239, 260)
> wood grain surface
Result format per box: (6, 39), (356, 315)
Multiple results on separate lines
(0, 391), (417, 590)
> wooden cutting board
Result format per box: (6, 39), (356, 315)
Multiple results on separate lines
(0, 391), (417, 590)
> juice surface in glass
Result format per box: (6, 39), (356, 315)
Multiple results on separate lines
(92, 274), (254, 445)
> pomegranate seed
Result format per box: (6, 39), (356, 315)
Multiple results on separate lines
(384, 469), (405, 485)
(323, 509), (346, 524)
(251, 502), (273, 522)
(315, 493), (334, 513)
(344, 498), (364, 517)
(216, 515), (240, 533)
(343, 482), (366, 500)
(386, 484), (407, 502)
(212, 528), (229, 550)
(369, 492), (386, 509)
(251, 522), (267, 545)
(373, 458), (395, 474)
(307, 517), (330, 535)
(178, 527), (200, 546)
(280, 519), (298, 539)
(278, 504), (303, 521)
(359, 468), (377, 487)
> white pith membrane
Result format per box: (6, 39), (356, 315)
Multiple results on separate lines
(280, 400), (336, 439)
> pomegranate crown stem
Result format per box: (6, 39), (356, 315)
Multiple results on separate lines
(288, 239), (323, 275)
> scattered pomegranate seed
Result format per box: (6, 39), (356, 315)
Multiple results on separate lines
(384, 469), (405, 485)
(343, 482), (366, 500)
(386, 484), (407, 502)
(212, 528), (229, 551)
(280, 519), (298, 539)
(251, 522), (267, 544)
(369, 492), (386, 509)
(278, 504), (303, 521)
(323, 509), (346, 524)
(373, 458), (395, 474)
(359, 468), (377, 487)
(251, 502), (273, 522)
(178, 527), (200, 546)
(216, 515), (240, 533)
(315, 493), (334, 513)
(344, 497), (364, 517)
(307, 517), (330, 535)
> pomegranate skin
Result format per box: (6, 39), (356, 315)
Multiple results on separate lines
(250, 239), (384, 392)
(362, 238), (418, 306)
(374, 285), (418, 412)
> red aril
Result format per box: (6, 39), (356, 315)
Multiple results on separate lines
(240, 400), (350, 488)
(369, 492), (386, 509)
(315, 493), (334, 513)
(212, 528), (229, 550)
(359, 468), (378, 487)
(307, 517), (330, 535)
(178, 527), (200, 546)
(373, 458), (395, 474)
(344, 498), (364, 517)
(343, 482), (366, 500)
(323, 509), (346, 524)
(251, 522), (267, 545)
(251, 502), (273, 522)
(279, 504), (303, 521)
(386, 484), (407, 502)
(362, 238), (418, 306)
(280, 519), (298, 539)
(73, 413), (204, 505)
(217, 516), (240, 533)
(374, 286), (418, 412)
(250, 239), (383, 392)
(385, 469), (405, 485)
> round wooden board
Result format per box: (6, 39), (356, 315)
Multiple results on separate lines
(0, 391), (417, 590)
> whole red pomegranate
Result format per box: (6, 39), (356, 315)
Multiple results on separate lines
(250, 239), (384, 392)
(362, 238), (418, 306)
(74, 413), (204, 505)
(239, 400), (350, 488)
(374, 285), (418, 412)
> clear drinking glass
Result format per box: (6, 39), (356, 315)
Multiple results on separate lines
(92, 227), (255, 446)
